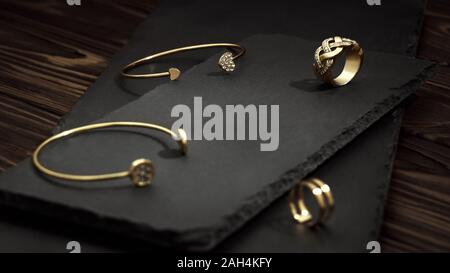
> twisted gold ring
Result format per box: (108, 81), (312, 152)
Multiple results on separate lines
(121, 43), (246, 80)
(32, 122), (188, 187)
(289, 178), (335, 226)
(313, 36), (363, 87)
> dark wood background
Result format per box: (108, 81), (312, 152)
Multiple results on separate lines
(0, 0), (448, 251)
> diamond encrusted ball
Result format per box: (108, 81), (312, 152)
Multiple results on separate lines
(130, 159), (154, 187)
(218, 52), (236, 72)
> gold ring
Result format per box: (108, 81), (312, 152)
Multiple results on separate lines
(289, 178), (335, 226)
(121, 43), (246, 80)
(32, 122), (188, 187)
(313, 36), (363, 87)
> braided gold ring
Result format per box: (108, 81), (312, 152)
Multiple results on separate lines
(313, 36), (363, 87)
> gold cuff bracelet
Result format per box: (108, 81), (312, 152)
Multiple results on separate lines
(121, 43), (246, 80)
(289, 178), (335, 226)
(32, 122), (188, 187)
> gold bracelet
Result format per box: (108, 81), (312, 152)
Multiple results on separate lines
(313, 36), (363, 87)
(122, 43), (245, 81)
(32, 122), (188, 187)
(121, 43), (246, 80)
(289, 178), (335, 226)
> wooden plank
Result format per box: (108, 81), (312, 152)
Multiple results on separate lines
(0, 0), (156, 170)
(380, 0), (450, 251)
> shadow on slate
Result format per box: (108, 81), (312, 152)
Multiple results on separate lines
(0, 34), (432, 251)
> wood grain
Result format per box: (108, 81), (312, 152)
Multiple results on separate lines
(380, 0), (450, 251)
(0, 0), (448, 251)
(0, 0), (157, 171)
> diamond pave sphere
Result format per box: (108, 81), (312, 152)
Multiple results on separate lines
(218, 51), (236, 72)
(129, 159), (155, 187)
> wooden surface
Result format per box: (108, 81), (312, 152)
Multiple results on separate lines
(379, 0), (450, 251)
(0, 0), (448, 252)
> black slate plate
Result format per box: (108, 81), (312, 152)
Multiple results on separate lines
(0, 109), (403, 253)
(0, 34), (432, 251)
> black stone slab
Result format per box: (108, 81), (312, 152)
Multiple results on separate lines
(58, 0), (425, 130)
(0, 109), (402, 253)
(218, 109), (404, 252)
(0, 34), (432, 251)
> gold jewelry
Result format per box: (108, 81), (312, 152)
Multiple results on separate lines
(32, 122), (188, 187)
(121, 43), (246, 80)
(313, 36), (363, 87)
(289, 178), (334, 226)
